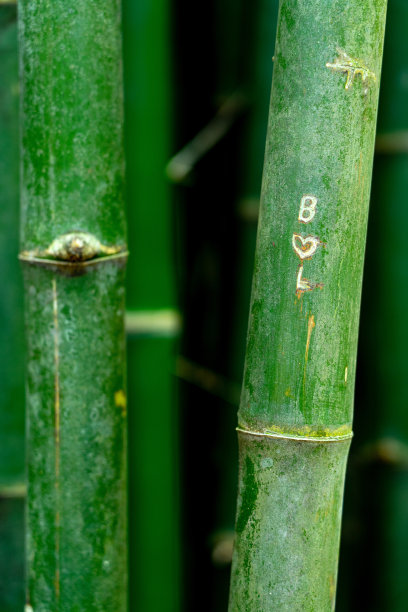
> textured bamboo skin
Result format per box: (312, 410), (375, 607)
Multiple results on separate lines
(240, 0), (387, 437)
(24, 264), (127, 610)
(19, 1), (127, 609)
(229, 0), (387, 609)
(19, 0), (126, 252)
(230, 433), (350, 611)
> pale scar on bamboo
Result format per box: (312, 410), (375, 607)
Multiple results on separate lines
(292, 195), (323, 295)
(291, 49), (376, 289)
(326, 47), (376, 93)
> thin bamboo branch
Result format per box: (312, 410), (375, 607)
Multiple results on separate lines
(19, 1), (127, 609)
(176, 355), (241, 405)
(166, 93), (247, 183)
(375, 130), (408, 153)
(228, 0), (388, 609)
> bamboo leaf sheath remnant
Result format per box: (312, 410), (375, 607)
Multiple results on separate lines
(228, 1), (387, 610)
(19, 1), (127, 609)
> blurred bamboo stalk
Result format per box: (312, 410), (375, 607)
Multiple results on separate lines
(19, 1), (127, 608)
(0, 5), (25, 610)
(172, 0), (280, 607)
(229, 1), (387, 609)
(122, 0), (181, 609)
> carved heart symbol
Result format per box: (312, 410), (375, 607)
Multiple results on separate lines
(292, 233), (321, 260)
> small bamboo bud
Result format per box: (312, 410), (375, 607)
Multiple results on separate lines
(46, 232), (122, 262)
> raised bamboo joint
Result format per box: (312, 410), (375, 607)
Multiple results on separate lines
(237, 427), (353, 443)
(19, 231), (128, 268)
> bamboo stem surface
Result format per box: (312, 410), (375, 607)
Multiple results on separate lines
(19, 1), (127, 608)
(229, 1), (388, 609)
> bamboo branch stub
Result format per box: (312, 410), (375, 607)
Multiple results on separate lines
(19, 231), (127, 266)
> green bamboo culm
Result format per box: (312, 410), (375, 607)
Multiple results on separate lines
(228, 1), (387, 610)
(18, 1), (127, 609)
(0, 5), (25, 610)
(122, 0), (181, 608)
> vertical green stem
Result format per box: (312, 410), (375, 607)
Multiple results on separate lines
(19, 1), (127, 609)
(122, 0), (181, 608)
(0, 5), (25, 610)
(0, 4), (24, 493)
(229, 1), (387, 609)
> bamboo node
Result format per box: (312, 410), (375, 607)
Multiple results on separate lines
(236, 427), (353, 443)
(46, 232), (122, 262)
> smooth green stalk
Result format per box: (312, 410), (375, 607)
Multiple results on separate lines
(122, 0), (181, 609)
(19, 1), (127, 609)
(0, 5), (24, 490)
(229, 1), (387, 609)
(0, 497), (25, 611)
(0, 7), (25, 611)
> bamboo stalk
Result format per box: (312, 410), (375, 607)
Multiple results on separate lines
(122, 0), (181, 609)
(0, 3), (24, 495)
(228, 1), (388, 609)
(18, 1), (127, 609)
(0, 6), (25, 610)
